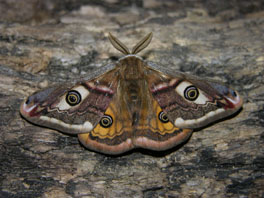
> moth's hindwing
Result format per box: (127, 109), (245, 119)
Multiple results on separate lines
(78, 93), (193, 155)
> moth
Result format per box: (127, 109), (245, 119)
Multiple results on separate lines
(20, 33), (243, 154)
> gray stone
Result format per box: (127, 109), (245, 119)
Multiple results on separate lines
(0, 0), (263, 197)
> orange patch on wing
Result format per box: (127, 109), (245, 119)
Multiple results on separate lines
(136, 100), (180, 135)
(90, 101), (131, 139)
(80, 97), (182, 143)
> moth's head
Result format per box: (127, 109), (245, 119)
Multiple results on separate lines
(170, 78), (243, 129)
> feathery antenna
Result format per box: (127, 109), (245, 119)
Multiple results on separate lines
(108, 32), (153, 55)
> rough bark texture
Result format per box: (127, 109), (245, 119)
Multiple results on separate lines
(0, 0), (263, 197)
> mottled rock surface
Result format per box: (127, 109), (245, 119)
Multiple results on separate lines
(0, 0), (263, 197)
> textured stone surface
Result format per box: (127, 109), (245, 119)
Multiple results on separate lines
(0, 0), (263, 197)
